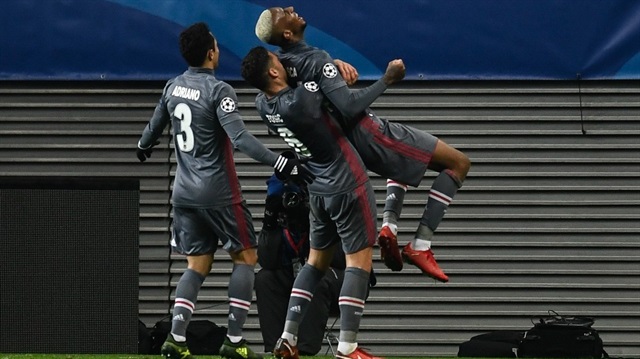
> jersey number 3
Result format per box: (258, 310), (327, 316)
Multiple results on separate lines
(174, 103), (194, 152)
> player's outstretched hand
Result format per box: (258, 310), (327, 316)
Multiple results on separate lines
(274, 150), (315, 184)
(136, 140), (160, 162)
(383, 59), (406, 85)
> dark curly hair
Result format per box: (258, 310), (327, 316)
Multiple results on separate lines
(241, 46), (271, 91)
(179, 22), (216, 67)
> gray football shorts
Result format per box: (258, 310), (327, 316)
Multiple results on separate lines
(349, 113), (438, 187)
(308, 183), (377, 255)
(171, 203), (257, 256)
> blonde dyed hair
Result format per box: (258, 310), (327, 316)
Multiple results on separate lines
(255, 9), (274, 43)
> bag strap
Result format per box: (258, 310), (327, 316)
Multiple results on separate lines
(531, 310), (595, 327)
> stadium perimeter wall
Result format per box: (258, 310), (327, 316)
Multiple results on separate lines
(0, 80), (638, 357)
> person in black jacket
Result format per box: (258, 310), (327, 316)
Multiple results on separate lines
(255, 174), (347, 355)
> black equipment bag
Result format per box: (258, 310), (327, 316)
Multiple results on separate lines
(519, 311), (607, 358)
(150, 319), (227, 355)
(138, 319), (153, 354)
(457, 330), (524, 358)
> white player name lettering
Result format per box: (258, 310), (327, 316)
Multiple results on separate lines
(266, 113), (283, 123)
(171, 86), (201, 101)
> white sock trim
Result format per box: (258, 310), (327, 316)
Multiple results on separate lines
(282, 332), (298, 346)
(412, 238), (432, 251)
(381, 222), (398, 235)
(337, 341), (358, 355)
(227, 334), (243, 343)
(171, 333), (187, 342)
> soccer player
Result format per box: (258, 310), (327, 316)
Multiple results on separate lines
(254, 6), (471, 282)
(241, 46), (404, 359)
(136, 22), (312, 359)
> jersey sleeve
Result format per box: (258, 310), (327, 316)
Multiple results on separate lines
(312, 51), (388, 119)
(215, 83), (243, 129)
(138, 79), (173, 149)
(217, 83), (278, 166)
(311, 50), (348, 93)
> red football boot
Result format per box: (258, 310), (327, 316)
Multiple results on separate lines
(377, 225), (403, 271)
(402, 242), (449, 282)
(336, 346), (384, 359)
(273, 338), (299, 359)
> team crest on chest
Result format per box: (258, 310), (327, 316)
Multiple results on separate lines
(220, 97), (236, 112)
(304, 82), (319, 92)
(322, 63), (338, 78)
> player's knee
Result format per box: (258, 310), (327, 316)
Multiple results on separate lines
(187, 253), (214, 275)
(448, 151), (470, 183)
(458, 152), (471, 176)
(433, 140), (471, 181)
(232, 247), (259, 266)
(189, 261), (212, 276)
(345, 247), (373, 271)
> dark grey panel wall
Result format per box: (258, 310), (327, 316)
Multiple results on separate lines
(0, 80), (638, 357)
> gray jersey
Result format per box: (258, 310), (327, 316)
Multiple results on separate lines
(279, 42), (438, 187)
(255, 83), (368, 196)
(139, 67), (277, 207)
(278, 41), (387, 121)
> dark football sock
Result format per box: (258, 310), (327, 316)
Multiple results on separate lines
(420, 169), (462, 236)
(171, 269), (205, 340)
(382, 180), (407, 225)
(338, 267), (370, 345)
(281, 263), (325, 344)
(227, 263), (255, 338)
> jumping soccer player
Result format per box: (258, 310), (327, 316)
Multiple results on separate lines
(254, 6), (471, 282)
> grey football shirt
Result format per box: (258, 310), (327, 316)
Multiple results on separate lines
(138, 67), (277, 208)
(255, 82), (368, 196)
(277, 41), (387, 120)
(277, 41), (437, 187)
